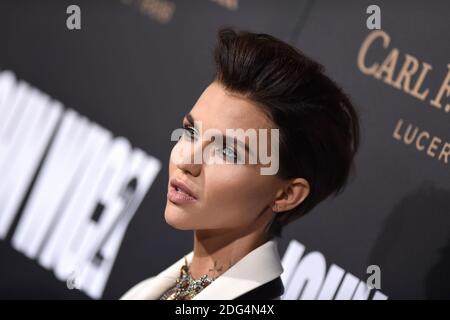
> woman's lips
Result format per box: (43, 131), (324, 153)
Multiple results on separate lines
(167, 178), (198, 204)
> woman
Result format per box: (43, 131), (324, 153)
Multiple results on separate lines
(121, 27), (360, 300)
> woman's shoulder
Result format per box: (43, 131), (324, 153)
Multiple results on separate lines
(233, 276), (284, 300)
(119, 276), (156, 300)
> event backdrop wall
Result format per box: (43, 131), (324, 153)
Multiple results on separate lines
(0, 0), (448, 299)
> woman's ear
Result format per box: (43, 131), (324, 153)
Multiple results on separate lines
(272, 178), (310, 212)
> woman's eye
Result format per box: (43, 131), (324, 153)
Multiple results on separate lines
(181, 124), (197, 141)
(221, 145), (239, 162)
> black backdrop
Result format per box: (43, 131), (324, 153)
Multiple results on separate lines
(0, 0), (449, 299)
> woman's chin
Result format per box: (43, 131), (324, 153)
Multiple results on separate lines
(164, 209), (192, 230)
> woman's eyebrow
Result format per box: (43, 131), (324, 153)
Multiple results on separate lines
(184, 113), (195, 126)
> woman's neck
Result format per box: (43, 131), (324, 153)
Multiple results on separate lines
(188, 227), (270, 280)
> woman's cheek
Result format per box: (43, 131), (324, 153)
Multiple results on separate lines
(209, 170), (253, 202)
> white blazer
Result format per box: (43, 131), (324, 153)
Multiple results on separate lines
(120, 239), (284, 300)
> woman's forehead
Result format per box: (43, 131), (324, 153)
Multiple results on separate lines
(190, 82), (273, 131)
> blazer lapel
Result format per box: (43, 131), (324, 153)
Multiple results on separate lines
(192, 240), (283, 300)
(123, 239), (283, 300)
(132, 251), (195, 300)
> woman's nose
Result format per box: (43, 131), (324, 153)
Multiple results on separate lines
(176, 157), (202, 177)
(173, 139), (204, 177)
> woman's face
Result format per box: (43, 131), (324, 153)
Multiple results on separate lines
(164, 81), (285, 234)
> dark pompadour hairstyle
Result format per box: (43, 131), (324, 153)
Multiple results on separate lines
(212, 27), (361, 238)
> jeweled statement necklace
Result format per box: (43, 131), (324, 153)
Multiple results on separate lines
(159, 256), (216, 300)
